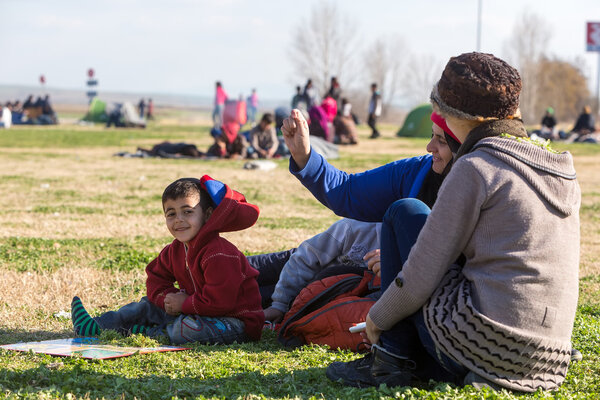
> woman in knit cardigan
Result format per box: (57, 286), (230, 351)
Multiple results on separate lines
(282, 52), (581, 392)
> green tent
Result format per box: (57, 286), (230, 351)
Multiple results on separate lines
(396, 103), (433, 138)
(82, 98), (108, 123)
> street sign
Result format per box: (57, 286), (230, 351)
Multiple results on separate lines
(587, 22), (600, 52)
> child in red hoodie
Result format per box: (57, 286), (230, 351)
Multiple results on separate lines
(71, 175), (264, 344)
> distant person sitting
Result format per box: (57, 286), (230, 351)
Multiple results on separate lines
(106, 103), (125, 127)
(537, 107), (563, 140)
(333, 98), (358, 145)
(571, 105), (595, 135)
(308, 105), (331, 142)
(1, 104), (12, 129)
(248, 113), (279, 159)
(41, 95), (58, 124)
(206, 128), (248, 159)
(22, 95), (34, 110)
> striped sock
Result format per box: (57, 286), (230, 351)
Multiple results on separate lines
(130, 325), (149, 335)
(71, 296), (100, 336)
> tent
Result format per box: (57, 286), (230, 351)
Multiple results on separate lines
(81, 98), (145, 128)
(396, 103), (433, 138)
(82, 98), (108, 123)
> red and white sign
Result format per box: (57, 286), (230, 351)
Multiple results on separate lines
(587, 22), (600, 52)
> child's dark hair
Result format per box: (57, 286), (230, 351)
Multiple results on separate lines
(162, 178), (214, 211)
(260, 113), (274, 125)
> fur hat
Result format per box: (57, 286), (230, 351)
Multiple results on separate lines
(430, 52), (522, 120)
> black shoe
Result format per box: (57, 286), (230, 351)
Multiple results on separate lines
(370, 344), (416, 387)
(326, 344), (416, 388)
(326, 352), (376, 388)
(369, 131), (381, 139)
(571, 348), (583, 362)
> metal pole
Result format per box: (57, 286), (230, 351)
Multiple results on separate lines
(596, 52), (600, 117)
(476, 0), (482, 51)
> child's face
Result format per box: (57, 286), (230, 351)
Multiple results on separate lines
(163, 193), (210, 245)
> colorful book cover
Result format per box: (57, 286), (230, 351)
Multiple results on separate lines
(0, 338), (189, 359)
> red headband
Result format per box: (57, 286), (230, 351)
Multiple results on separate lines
(430, 112), (461, 144)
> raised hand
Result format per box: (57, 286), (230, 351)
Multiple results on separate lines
(281, 109), (311, 169)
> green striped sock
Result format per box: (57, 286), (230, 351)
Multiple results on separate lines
(130, 325), (149, 335)
(71, 296), (100, 336)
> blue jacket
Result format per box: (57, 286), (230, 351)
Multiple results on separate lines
(290, 148), (432, 222)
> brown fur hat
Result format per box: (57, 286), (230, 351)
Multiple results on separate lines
(430, 52), (522, 120)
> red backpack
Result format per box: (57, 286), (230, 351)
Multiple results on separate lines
(277, 271), (380, 352)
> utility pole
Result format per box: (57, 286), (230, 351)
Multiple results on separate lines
(587, 22), (600, 116)
(476, 0), (482, 51)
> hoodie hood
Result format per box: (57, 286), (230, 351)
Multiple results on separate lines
(474, 135), (580, 216)
(186, 175), (259, 256)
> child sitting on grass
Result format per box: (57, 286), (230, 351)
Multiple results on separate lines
(71, 175), (264, 344)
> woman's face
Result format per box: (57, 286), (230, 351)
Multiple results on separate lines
(426, 123), (453, 174)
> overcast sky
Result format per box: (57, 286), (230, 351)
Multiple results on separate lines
(1, 0), (598, 102)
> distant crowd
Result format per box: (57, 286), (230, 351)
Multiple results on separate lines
(205, 78), (383, 160)
(1, 94), (58, 127)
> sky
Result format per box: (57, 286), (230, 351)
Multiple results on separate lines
(1, 0), (599, 103)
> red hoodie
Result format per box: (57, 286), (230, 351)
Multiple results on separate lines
(145, 178), (264, 340)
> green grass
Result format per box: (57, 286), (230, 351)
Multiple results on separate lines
(1, 122), (600, 398)
(0, 125), (211, 148)
(0, 237), (166, 273)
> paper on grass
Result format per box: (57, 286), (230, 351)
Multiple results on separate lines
(0, 337), (189, 360)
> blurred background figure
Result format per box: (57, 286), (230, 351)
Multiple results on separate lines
(247, 88), (259, 126)
(212, 81), (228, 127)
(368, 83), (382, 139)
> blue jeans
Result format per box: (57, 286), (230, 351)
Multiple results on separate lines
(378, 198), (467, 384)
(95, 297), (248, 345)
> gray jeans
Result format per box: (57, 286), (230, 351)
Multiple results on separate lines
(95, 297), (248, 345)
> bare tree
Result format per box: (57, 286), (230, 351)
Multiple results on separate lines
(288, 2), (360, 97)
(502, 11), (552, 123)
(402, 53), (444, 108)
(364, 35), (409, 116)
(536, 57), (590, 123)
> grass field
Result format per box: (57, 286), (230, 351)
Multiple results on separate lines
(1, 114), (600, 399)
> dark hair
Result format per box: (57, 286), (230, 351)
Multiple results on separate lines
(260, 113), (274, 125)
(162, 178), (213, 211)
(216, 81), (222, 87)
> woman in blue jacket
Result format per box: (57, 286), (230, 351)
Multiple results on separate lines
(255, 112), (460, 322)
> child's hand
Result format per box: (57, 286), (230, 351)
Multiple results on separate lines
(281, 109), (311, 169)
(164, 292), (189, 315)
(364, 249), (381, 277)
(263, 307), (284, 323)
